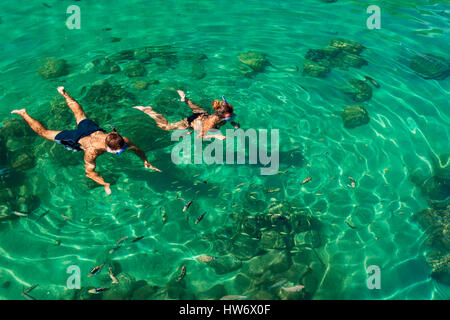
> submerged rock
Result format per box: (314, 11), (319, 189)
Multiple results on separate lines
(197, 283), (227, 300)
(303, 38), (366, 77)
(409, 53), (450, 80)
(124, 63), (146, 77)
(244, 250), (291, 277)
(108, 49), (135, 62)
(230, 233), (262, 261)
(260, 230), (290, 250)
(237, 51), (268, 72)
(132, 284), (159, 300)
(132, 79), (159, 91)
(340, 105), (370, 128)
(209, 254), (242, 275)
(341, 79), (372, 102)
(83, 80), (135, 105)
(102, 273), (136, 300)
(37, 57), (69, 79)
(421, 175), (450, 200)
(9, 151), (35, 171)
(329, 38), (365, 55)
(303, 61), (330, 77)
(427, 253), (450, 286)
(90, 57), (120, 74)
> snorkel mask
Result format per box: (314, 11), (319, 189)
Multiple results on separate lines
(221, 96), (236, 122)
(116, 143), (129, 156)
(109, 125), (129, 156)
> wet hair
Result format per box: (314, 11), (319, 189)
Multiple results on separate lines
(212, 100), (234, 118)
(105, 132), (125, 150)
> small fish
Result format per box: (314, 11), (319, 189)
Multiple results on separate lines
(196, 255), (217, 263)
(109, 246), (120, 255)
(301, 177), (312, 185)
(88, 264), (104, 277)
(346, 221), (357, 229)
(132, 236), (144, 243)
(42, 3), (51, 8)
(348, 177), (356, 188)
(36, 210), (49, 222)
(281, 285), (304, 292)
(109, 266), (119, 284)
(13, 211), (28, 217)
(220, 295), (248, 300)
(162, 212), (168, 224)
(116, 236), (128, 246)
(88, 288), (108, 294)
(195, 212), (206, 224)
(177, 266), (186, 281)
(102, 27), (112, 31)
(269, 279), (288, 289)
(61, 214), (72, 221)
(23, 284), (39, 294)
(22, 291), (36, 300)
(363, 76), (380, 88)
(265, 188), (280, 193)
(183, 200), (193, 212)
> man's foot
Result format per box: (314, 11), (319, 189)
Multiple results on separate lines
(11, 108), (27, 116)
(177, 90), (186, 102)
(57, 86), (67, 97)
(133, 106), (153, 113)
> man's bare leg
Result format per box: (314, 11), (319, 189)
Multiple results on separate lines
(57, 86), (87, 125)
(133, 106), (188, 130)
(11, 109), (61, 141)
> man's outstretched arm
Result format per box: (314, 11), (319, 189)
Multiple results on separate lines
(124, 138), (162, 172)
(84, 153), (111, 195)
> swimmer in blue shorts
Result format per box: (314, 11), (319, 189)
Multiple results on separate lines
(11, 87), (161, 195)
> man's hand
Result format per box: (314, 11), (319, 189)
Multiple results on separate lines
(144, 161), (162, 172)
(104, 184), (112, 195)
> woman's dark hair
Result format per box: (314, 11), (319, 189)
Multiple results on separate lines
(105, 132), (125, 150)
(212, 100), (234, 118)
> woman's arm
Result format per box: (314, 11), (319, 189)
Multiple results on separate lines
(198, 116), (226, 140)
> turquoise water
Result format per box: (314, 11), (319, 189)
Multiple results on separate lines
(0, 0), (449, 300)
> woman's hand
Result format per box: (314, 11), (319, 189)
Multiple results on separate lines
(214, 134), (227, 140)
(104, 184), (112, 195)
(177, 90), (186, 102)
(145, 161), (162, 172)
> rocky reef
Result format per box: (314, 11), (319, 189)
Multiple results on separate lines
(37, 57), (69, 79)
(88, 57), (121, 75)
(303, 39), (366, 77)
(83, 80), (136, 105)
(341, 79), (372, 102)
(340, 105), (370, 129)
(413, 200), (449, 285)
(237, 51), (269, 74)
(409, 53), (450, 80)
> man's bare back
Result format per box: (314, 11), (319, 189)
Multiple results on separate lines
(11, 87), (161, 195)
